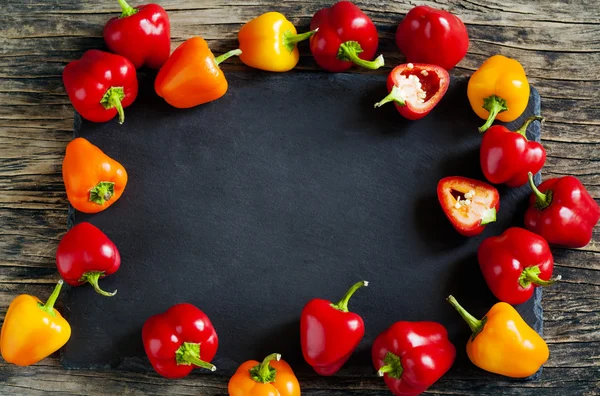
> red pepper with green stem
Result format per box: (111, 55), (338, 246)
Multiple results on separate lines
(300, 280), (368, 376)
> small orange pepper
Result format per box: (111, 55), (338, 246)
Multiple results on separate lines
(62, 137), (128, 213)
(228, 353), (301, 396)
(155, 36), (241, 108)
(467, 55), (530, 132)
(447, 295), (549, 378)
(238, 12), (316, 72)
(1, 281), (71, 366)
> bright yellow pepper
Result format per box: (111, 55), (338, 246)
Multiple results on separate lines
(447, 295), (548, 378)
(467, 55), (530, 132)
(238, 12), (316, 72)
(1, 281), (71, 366)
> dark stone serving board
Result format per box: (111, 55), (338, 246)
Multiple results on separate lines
(62, 71), (543, 380)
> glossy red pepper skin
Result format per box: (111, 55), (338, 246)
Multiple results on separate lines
(142, 303), (218, 379)
(478, 227), (558, 305)
(62, 50), (138, 124)
(372, 321), (455, 396)
(55, 222), (120, 297)
(396, 6), (469, 71)
(301, 281), (367, 376)
(374, 64), (449, 120)
(480, 116), (546, 187)
(103, 0), (171, 69)
(309, 1), (383, 72)
(525, 173), (600, 248)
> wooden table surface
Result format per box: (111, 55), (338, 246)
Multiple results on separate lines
(1, 0), (599, 394)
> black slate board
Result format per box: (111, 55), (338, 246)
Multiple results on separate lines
(63, 71), (543, 380)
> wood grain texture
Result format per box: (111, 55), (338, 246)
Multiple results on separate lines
(0, 0), (598, 394)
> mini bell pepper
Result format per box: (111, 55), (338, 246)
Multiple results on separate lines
(468, 55), (530, 132)
(228, 353), (301, 396)
(480, 116), (545, 187)
(447, 295), (548, 378)
(525, 172), (600, 248)
(437, 176), (499, 237)
(309, 1), (384, 72)
(396, 6), (469, 71)
(63, 50), (138, 124)
(301, 280), (368, 376)
(374, 63), (449, 120)
(478, 227), (560, 305)
(238, 12), (316, 72)
(56, 222), (120, 297)
(372, 321), (455, 396)
(62, 137), (128, 214)
(142, 303), (218, 379)
(155, 36), (241, 109)
(1, 281), (71, 366)
(103, 0), (170, 69)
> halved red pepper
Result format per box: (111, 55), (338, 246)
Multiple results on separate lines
(374, 64), (449, 120)
(438, 176), (499, 236)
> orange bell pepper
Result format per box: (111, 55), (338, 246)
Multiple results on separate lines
(447, 295), (549, 378)
(1, 281), (71, 366)
(228, 353), (301, 396)
(62, 137), (128, 213)
(467, 55), (530, 132)
(155, 36), (241, 108)
(238, 12), (316, 72)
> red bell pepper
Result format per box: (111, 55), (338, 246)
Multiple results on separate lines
(480, 116), (546, 187)
(437, 176), (499, 237)
(142, 303), (218, 379)
(372, 321), (455, 396)
(478, 227), (560, 305)
(63, 50), (138, 124)
(525, 172), (600, 248)
(103, 0), (171, 69)
(395, 6), (469, 71)
(309, 1), (384, 72)
(300, 281), (368, 376)
(374, 63), (449, 120)
(55, 222), (120, 297)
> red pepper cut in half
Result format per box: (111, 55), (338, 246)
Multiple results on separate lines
(525, 172), (600, 248)
(56, 222), (120, 297)
(438, 176), (500, 237)
(480, 116), (546, 187)
(374, 64), (449, 120)
(63, 50), (138, 124)
(300, 280), (368, 376)
(309, 1), (384, 72)
(142, 303), (218, 379)
(478, 227), (560, 305)
(372, 321), (456, 396)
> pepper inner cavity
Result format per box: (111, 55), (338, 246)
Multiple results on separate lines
(451, 189), (476, 209)
(399, 64), (441, 103)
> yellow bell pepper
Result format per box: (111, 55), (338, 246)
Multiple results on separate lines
(238, 12), (316, 72)
(1, 281), (71, 366)
(447, 295), (548, 378)
(467, 55), (530, 132)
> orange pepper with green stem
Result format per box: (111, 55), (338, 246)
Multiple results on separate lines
(1, 280), (71, 366)
(447, 295), (548, 378)
(238, 12), (316, 72)
(468, 55), (530, 132)
(228, 353), (301, 396)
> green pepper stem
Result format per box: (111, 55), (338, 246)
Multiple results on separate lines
(528, 172), (552, 209)
(446, 295), (485, 338)
(175, 342), (216, 371)
(480, 208), (497, 225)
(38, 280), (64, 316)
(214, 49), (242, 66)
(338, 41), (384, 70)
(80, 271), (117, 297)
(100, 87), (126, 124)
(374, 85), (406, 108)
(282, 29), (317, 53)
(117, 0), (138, 18)
(377, 351), (403, 379)
(515, 116), (545, 139)
(520, 266), (561, 288)
(331, 281), (368, 313)
(249, 353), (280, 383)
(479, 95), (508, 133)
